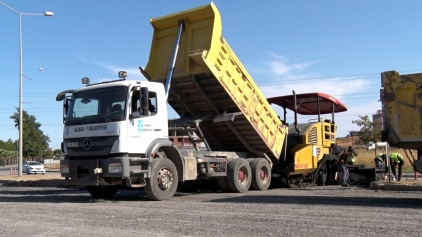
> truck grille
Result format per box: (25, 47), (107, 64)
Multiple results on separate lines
(65, 136), (119, 157)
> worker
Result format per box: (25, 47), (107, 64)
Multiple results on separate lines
(373, 153), (385, 169)
(347, 146), (358, 165)
(389, 153), (405, 181)
(337, 152), (351, 187)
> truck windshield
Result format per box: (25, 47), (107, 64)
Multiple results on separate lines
(65, 86), (128, 125)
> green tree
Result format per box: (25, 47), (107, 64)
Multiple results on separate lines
(43, 147), (54, 159)
(352, 115), (382, 144)
(53, 149), (62, 159)
(0, 148), (16, 165)
(10, 108), (51, 159)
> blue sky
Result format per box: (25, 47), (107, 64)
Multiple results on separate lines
(1, 1), (421, 150)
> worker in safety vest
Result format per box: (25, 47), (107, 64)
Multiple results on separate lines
(347, 146), (358, 165)
(389, 153), (405, 181)
(373, 153), (385, 170)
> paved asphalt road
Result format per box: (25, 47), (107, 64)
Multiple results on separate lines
(0, 184), (421, 237)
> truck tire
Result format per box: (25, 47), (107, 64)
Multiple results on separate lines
(145, 158), (178, 201)
(217, 177), (230, 192)
(246, 158), (255, 163)
(250, 158), (271, 191)
(227, 159), (251, 193)
(87, 186), (118, 199)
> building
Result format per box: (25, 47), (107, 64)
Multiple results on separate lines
(372, 110), (383, 127)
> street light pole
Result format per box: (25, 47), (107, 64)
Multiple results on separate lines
(0, 2), (53, 177)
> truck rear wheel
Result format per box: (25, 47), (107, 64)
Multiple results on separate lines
(250, 158), (271, 191)
(145, 158), (178, 201)
(227, 159), (251, 193)
(87, 186), (118, 199)
(246, 158), (255, 163)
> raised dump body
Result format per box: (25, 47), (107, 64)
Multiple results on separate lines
(380, 71), (422, 150)
(144, 3), (287, 161)
(381, 70), (422, 172)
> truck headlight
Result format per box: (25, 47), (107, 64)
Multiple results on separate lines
(108, 163), (122, 173)
(60, 165), (69, 174)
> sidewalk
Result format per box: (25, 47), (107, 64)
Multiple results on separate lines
(370, 173), (422, 191)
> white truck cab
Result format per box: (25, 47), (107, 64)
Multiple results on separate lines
(57, 72), (184, 200)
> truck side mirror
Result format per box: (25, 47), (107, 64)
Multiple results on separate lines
(140, 87), (149, 116)
(63, 98), (69, 123)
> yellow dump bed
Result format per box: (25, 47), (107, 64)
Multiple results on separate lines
(144, 3), (287, 161)
(381, 71), (422, 149)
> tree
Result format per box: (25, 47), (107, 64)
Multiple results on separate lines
(0, 139), (16, 152)
(53, 149), (62, 159)
(10, 108), (51, 159)
(351, 115), (382, 144)
(43, 147), (54, 159)
(0, 139), (17, 165)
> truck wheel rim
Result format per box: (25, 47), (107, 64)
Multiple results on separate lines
(260, 170), (266, 180)
(238, 167), (247, 184)
(260, 166), (269, 183)
(158, 168), (173, 190)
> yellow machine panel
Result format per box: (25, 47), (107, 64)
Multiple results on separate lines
(287, 122), (331, 175)
(144, 3), (287, 161)
(381, 71), (422, 149)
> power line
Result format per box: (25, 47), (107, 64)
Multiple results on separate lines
(242, 36), (422, 55)
(0, 62), (141, 72)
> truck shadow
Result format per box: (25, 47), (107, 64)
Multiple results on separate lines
(0, 187), (194, 203)
(206, 194), (422, 209)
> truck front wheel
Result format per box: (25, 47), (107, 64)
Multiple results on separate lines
(145, 158), (178, 201)
(87, 186), (118, 199)
(227, 159), (251, 193)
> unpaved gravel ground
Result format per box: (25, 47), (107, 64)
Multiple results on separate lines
(0, 183), (421, 237)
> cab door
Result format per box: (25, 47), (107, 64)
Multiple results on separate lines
(127, 90), (164, 153)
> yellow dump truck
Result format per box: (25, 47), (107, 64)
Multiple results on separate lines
(144, 3), (347, 188)
(380, 71), (422, 172)
(56, 3), (348, 201)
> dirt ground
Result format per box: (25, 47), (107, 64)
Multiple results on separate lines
(0, 174), (65, 187)
(0, 174), (62, 181)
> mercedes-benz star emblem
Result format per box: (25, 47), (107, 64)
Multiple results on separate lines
(83, 138), (92, 150)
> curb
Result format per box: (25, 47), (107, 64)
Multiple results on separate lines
(370, 181), (422, 191)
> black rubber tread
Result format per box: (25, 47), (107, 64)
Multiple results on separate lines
(145, 158), (178, 201)
(246, 158), (255, 163)
(217, 177), (230, 192)
(227, 159), (251, 193)
(87, 186), (119, 199)
(250, 158), (272, 191)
